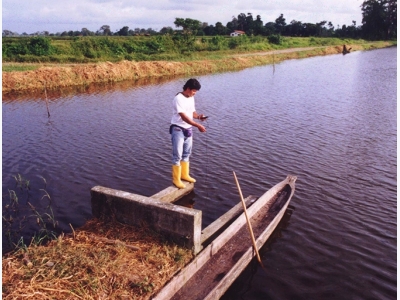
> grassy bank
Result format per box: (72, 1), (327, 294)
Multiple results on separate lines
(3, 36), (394, 68)
(2, 40), (395, 94)
(2, 219), (193, 299)
(2, 36), (375, 64)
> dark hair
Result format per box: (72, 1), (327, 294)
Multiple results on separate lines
(183, 78), (201, 91)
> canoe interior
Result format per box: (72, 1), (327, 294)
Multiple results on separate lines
(200, 195), (258, 248)
(170, 183), (293, 300)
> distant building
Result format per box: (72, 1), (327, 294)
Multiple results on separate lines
(230, 30), (245, 37)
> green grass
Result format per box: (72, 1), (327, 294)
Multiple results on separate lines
(2, 36), (396, 69)
(2, 64), (40, 72)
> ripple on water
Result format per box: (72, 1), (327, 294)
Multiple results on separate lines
(2, 48), (397, 299)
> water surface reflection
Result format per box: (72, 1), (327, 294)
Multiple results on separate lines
(2, 47), (396, 299)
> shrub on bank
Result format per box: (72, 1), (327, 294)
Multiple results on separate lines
(3, 37), (55, 59)
(268, 34), (282, 45)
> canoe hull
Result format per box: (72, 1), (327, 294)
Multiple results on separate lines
(204, 176), (296, 299)
(153, 175), (297, 300)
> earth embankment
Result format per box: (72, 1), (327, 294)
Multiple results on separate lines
(2, 43), (392, 94)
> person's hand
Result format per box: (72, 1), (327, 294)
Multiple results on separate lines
(196, 124), (206, 132)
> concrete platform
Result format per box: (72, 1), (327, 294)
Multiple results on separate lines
(91, 182), (251, 255)
(91, 184), (202, 254)
(151, 182), (194, 203)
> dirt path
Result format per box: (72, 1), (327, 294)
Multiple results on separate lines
(230, 46), (325, 57)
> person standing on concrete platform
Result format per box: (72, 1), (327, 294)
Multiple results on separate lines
(170, 78), (207, 189)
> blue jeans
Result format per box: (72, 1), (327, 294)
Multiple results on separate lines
(171, 126), (193, 165)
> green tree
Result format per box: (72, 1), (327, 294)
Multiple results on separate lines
(264, 22), (276, 35)
(173, 18), (201, 51)
(303, 23), (317, 36)
(97, 25), (111, 36)
(361, 0), (397, 39)
(160, 27), (174, 35)
(81, 28), (94, 36)
(215, 22), (226, 35)
(287, 20), (303, 36)
(117, 26), (129, 36)
(237, 13), (247, 31)
(245, 13), (254, 34)
(316, 21), (327, 36)
(253, 15), (265, 35)
(275, 14), (286, 35)
(226, 16), (239, 33)
(174, 18), (202, 35)
(203, 25), (215, 36)
(386, 0), (397, 37)
(2, 30), (17, 37)
(327, 22), (335, 36)
(346, 21), (362, 38)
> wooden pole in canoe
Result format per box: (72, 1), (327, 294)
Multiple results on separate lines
(233, 171), (264, 267)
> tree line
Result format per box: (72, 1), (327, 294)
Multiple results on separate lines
(2, 0), (396, 40)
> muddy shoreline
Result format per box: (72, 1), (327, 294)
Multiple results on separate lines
(2, 43), (393, 94)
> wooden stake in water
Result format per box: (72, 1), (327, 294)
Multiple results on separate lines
(273, 51), (276, 74)
(44, 84), (50, 118)
(233, 171), (264, 267)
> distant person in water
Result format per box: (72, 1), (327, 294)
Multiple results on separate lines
(170, 78), (207, 189)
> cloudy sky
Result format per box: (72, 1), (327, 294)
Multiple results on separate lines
(3, 0), (364, 34)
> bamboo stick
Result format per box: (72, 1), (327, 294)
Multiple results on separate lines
(233, 171), (263, 267)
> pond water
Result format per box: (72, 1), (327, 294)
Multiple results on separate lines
(2, 47), (396, 299)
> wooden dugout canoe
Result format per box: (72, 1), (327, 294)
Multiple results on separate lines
(152, 175), (297, 300)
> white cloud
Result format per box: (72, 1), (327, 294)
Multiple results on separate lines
(2, 0), (363, 33)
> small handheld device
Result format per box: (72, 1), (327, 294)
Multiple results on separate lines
(200, 115), (209, 119)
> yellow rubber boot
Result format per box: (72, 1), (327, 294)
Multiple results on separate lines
(172, 165), (185, 189)
(181, 161), (196, 183)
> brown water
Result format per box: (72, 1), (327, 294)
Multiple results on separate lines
(2, 47), (396, 299)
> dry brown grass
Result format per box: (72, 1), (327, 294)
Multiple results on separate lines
(2, 219), (193, 299)
(2, 42), (394, 94)
(2, 44), (377, 94)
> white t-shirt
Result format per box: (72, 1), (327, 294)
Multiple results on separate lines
(171, 93), (196, 129)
